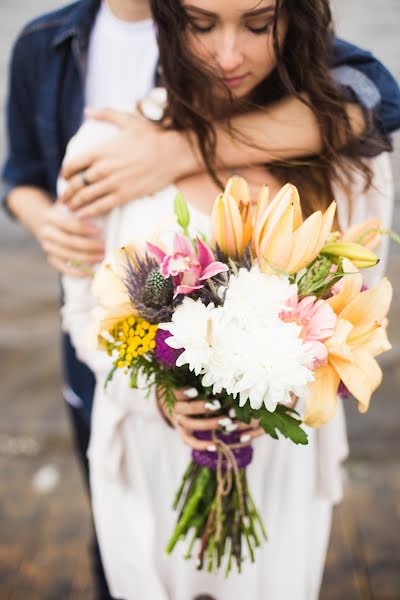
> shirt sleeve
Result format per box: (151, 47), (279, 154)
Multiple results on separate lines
(330, 37), (400, 150)
(1, 34), (49, 218)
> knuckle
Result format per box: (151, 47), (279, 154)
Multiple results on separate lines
(96, 163), (110, 179)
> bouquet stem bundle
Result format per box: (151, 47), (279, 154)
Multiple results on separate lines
(166, 432), (267, 575)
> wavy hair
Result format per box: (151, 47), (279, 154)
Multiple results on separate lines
(150, 0), (384, 216)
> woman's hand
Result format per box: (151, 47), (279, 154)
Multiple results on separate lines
(34, 201), (105, 277)
(59, 108), (196, 220)
(157, 387), (264, 452)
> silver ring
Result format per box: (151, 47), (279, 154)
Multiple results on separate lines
(80, 170), (91, 186)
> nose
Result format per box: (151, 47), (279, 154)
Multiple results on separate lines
(215, 30), (244, 74)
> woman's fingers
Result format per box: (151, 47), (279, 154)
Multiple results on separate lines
(174, 399), (213, 417)
(85, 106), (134, 128)
(61, 149), (98, 180)
(176, 414), (231, 432)
(176, 427), (216, 452)
(238, 426), (264, 445)
(64, 178), (113, 211)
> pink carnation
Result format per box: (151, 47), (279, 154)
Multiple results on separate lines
(280, 294), (337, 369)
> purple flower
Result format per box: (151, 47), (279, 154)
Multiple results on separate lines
(154, 328), (182, 368)
(338, 381), (351, 400)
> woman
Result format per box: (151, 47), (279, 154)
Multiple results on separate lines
(61, 0), (394, 598)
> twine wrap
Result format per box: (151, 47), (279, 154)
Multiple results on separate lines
(192, 431), (253, 470)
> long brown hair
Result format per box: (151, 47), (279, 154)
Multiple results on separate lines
(150, 0), (382, 216)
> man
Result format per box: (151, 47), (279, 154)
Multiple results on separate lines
(2, 1), (400, 598)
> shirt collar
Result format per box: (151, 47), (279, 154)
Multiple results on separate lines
(52, 0), (101, 48)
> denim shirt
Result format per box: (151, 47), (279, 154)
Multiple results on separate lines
(2, 0), (400, 418)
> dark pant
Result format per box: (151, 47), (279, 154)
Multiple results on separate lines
(66, 402), (114, 600)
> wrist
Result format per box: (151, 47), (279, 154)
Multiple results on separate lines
(163, 130), (201, 180)
(8, 186), (52, 239)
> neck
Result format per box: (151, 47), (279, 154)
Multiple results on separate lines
(106, 0), (151, 22)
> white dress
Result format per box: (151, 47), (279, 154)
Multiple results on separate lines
(60, 122), (393, 600)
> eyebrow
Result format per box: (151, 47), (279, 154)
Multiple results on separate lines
(183, 5), (275, 18)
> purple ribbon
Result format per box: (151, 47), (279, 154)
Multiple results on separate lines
(192, 430), (253, 471)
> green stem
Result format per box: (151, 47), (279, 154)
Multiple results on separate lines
(172, 461), (195, 510)
(166, 467), (211, 554)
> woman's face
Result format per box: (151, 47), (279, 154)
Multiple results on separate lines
(181, 0), (287, 99)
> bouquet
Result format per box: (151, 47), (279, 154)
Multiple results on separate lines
(92, 177), (393, 575)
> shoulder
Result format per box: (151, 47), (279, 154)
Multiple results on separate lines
(8, 2), (87, 77)
(17, 2), (81, 39)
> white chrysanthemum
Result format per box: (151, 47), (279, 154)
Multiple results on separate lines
(202, 318), (315, 411)
(222, 267), (296, 331)
(162, 272), (318, 412)
(159, 298), (215, 375)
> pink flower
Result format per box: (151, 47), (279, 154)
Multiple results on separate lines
(280, 294), (337, 369)
(147, 233), (228, 298)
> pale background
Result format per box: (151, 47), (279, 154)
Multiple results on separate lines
(0, 1), (399, 598)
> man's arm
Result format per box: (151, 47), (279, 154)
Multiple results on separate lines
(2, 34), (105, 276)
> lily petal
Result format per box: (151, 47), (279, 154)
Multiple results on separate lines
(259, 203), (294, 272)
(327, 258), (363, 314)
(92, 262), (129, 307)
(304, 365), (340, 427)
(254, 185), (270, 224)
(224, 176), (250, 205)
(286, 211), (322, 273)
(330, 349), (382, 413)
(341, 217), (381, 249)
(340, 278), (393, 332)
(361, 318), (392, 357)
(325, 318), (353, 361)
(313, 201), (337, 257)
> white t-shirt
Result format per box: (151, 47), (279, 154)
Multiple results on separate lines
(85, 1), (158, 111)
(63, 2), (158, 409)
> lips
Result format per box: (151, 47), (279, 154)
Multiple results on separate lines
(223, 74), (249, 88)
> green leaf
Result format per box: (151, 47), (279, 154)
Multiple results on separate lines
(258, 405), (308, 445)
(234, 402), (253, 424)
(174, 193), (191, 231)
(104, 365), (117, 390)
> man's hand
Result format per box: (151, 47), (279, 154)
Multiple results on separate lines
(7, 185), (105, 277)
(36, 202), (105, 276)
(60, 109), (196, 219)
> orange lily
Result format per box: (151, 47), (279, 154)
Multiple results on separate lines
(304, 260), (392, 427)
(211, 176), (252, 257)
(340, 217), (382, 250)
(253, 183), (336, 274)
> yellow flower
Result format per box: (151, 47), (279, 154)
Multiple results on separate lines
(108, 316), (158, 369)
(304, 260), (392, 427)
